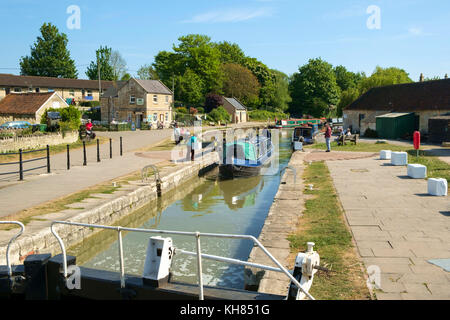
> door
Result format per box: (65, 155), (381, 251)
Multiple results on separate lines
(136, 114), (141, 129)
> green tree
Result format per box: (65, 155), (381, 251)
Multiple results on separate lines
(222, 63), (260, 107)
(337, 87), (360, 116)
(289, 58), (340, 117)
(20, 23), (78, 78)
(270, 69), (292, 112)
(177, 69), (205, 107)
(244, 57), (276, 110)
(334, 65), (364, 92)
(137, 64), (159, 80)
(214, 41), (246, 65)
(359, 66), (413, 94)
(86, 46), (115, 81)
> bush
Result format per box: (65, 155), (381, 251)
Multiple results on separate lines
(176, 107), (188, 114)
(197, 107), (205, 114)
(249, 110), (289, 121)
(364, 128), (378, 138)
(207, 107), (231, 124)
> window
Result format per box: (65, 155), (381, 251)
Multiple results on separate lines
(35, 88), (40, 93)
(130, 96), (136, 104)
(153, 113), (157, 121)
(69, 89), (75, 97)
(48, 88), (54, 92)
(165, 96), (169, 104)
(87, 90), (93, 97)
(165, 112), (169, 122)
(127, 112), (132, 122)
(14, 87), (22, 93)
(28, 87), (33, 93)
(153, 95), (158, 103)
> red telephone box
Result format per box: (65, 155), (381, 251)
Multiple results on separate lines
(413, 131), (421, 150)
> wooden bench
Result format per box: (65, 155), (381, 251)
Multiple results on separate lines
(337, 134), (359, 145)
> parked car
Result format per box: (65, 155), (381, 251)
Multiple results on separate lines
(0, 121), (32, 130)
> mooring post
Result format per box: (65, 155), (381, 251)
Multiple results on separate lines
(67, 144), (70, 170)
(24, 254), (51, 300)
(120, 137), (123, 156)
(97, 139), (100, 162)
(83, 141), (87, 166)
(109, 138), (112, 159)
(19, 148), (23, 181)
(46, 145), (50, 173)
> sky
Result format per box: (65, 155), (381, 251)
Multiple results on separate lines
(0, 0), (449, 81)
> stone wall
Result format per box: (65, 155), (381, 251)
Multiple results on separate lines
(0, 131), (78, 153)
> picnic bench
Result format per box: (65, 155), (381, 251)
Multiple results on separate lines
(337, 134), (359, 145)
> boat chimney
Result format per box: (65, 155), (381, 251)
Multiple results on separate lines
(419, 73), (424, 82)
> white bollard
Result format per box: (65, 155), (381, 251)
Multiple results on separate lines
(391, 152), (408, 166)
(407, 164), (427, 179)
(143, 236), (174, 286)
(427, 178), (448, 196)
(380, 150), (391, 160)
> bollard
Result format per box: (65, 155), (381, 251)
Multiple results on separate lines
(24, 254), (51, 300)
(83, 141), (87, 166)
(120, 137), (123, 156)
(110, 138), (112, 159)
(97, 139), (100, 162)
(46, 145), (50, 173)
(67, 144), (70, 170)
(19, 149), (23, 181)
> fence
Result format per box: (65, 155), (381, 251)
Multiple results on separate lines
(0, 137), (123, 180)
(0, 145), (51, 181)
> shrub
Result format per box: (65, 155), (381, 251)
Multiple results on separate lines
(207, 107), (231, 124)
(197, 107), (205, 114)
(176, 107), (188, 114)
(364, 128), (378, 138)
(249, 110), (290, 121)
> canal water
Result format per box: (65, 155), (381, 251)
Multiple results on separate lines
(69, 130), (293, 289)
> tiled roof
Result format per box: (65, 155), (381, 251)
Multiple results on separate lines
(345, 79), (450, 112)
(134, 79), (173, 94)
(224, 97), (247, 110)
(0, 73), (115, 90)
(0, 92), (57, 114)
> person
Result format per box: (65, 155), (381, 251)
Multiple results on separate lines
(85, 119), (93, 134)
(174, 124), (181, 145)
(189, 134), (198, 161)
(325, 122), (332, 152)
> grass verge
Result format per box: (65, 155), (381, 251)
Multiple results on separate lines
(287, 161), (372, 300)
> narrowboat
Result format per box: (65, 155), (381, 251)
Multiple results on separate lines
(219, 136), (274, 179)
(292, 125), (319, 145)
(274, 118), (325, 129)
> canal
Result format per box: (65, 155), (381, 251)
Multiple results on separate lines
(68, 130), (293, 290)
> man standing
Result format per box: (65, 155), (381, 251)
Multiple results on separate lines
(325, 123), (332, 152)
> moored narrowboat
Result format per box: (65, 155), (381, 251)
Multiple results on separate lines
(219, 136), (274, 179)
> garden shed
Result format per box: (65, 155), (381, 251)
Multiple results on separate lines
(375, 112), (418, 139)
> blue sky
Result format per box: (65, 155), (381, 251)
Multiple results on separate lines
(1, 0), (449, 81)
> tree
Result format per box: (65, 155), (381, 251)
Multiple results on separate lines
(109, 50), (127, 81)
(214, 41), (246, 65)
(86, 46), (115, 81)
(244, 57), (276, 110)
(270, 69), (291, 112)
(289, 58), (340, 117)
(222, 63), (260, 107)
(334, 65), (364, 92)
(204, 93), (224, 112)
(337, 87), (360, 116)
(177, 69), (205, 107)
(20, 23), (78, 78)
(137, 64), (159, 80)
(359, 66), (413, 94)
(121, 73), (131, 81)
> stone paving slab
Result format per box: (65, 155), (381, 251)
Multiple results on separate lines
(327, 156), (450, 300)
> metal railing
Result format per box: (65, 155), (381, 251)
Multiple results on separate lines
(0, 146), (50, 180)
(0, 221), (25, 277)
(141, 164), (161, 184)
(50, 220), (315, 300)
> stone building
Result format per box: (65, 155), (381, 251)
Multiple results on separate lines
(343, 79), (450, 135)
(222, 97), (248, 124)
(100, 78), (173, 128)
(0, 92), (69, 124)
(0, 73), (114, 104)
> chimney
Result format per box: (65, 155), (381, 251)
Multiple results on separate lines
(419, 73), (424, 82)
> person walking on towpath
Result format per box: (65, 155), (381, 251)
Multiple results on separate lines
(187, 133), (198, 161)
(325, 123), (332, 152)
